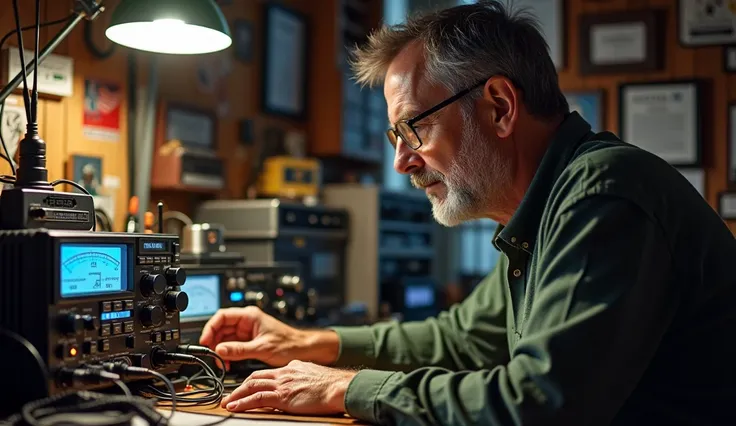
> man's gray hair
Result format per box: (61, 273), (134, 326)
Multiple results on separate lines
(350, 0), (569, 118)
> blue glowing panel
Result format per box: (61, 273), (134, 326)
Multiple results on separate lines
(60, 243), (129, 298)
(181, 274), (221, 319)
(101, 310), (132, 321)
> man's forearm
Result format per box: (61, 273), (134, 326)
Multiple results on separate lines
(328, 268), (510, 372)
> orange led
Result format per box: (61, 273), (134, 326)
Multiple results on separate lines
(69, 347), (78, 357)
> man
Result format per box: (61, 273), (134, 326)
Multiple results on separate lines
(201, 2), (736, 424)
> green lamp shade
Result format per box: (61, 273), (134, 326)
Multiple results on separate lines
(105, 0), (232, 54)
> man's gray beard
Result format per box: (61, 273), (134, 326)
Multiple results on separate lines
(427, 116), (511, 227)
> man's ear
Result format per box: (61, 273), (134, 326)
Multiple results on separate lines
(481, 76), (518, 139)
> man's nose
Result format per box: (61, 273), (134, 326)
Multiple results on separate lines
(393, 140), (424, 175)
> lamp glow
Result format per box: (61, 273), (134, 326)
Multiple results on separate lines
(105, 0), (232, 55)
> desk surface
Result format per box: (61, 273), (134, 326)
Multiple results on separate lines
(175, 405), (369, 425)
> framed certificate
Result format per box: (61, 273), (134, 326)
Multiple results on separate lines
(619, 80), (702, 167)
(261, 4), (308, 120)
(718, 192), (736, 220)
(679, 0), (736, 46)
(579, 10), (663, 75)
(565, 90), (604, 132)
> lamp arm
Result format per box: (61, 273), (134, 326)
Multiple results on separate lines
(0, 0), (104, 105)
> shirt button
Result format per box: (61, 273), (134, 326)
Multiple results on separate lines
(522, 242), (529, 249)
(511, 237), (517, 243)
(513, 269), (522, 277)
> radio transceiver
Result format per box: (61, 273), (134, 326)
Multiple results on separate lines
(0, 229), (189, 411)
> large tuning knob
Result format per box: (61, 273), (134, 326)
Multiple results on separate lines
(164, 291), (189, 313)
(140, 305), (164, 327)
(165, 267), (186, 286)
(140, 274), (166, 296)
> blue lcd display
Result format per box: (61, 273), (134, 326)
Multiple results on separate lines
(60, 243), (129, 298)
(181, 274), (220, 320)
(101, 310), (132, 321)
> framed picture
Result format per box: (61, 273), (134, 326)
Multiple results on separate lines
(728, 103), (736, 184)
(679, 0), (736, 46)
(261, 3), (308, 120)
(514, 0), (565, 69)
(718, 192), (736, 219)
(68, 155), (103, 196)
(579, 10), (663, 75)
(618, 80), (702, 167)
(565, 90), (604, 132)
(724, 45), (736, 72)
(232, 19), (253, 63)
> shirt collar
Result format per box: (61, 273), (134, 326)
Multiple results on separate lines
(495, 112), (593, 255)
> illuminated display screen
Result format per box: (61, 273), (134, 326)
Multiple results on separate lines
(101, 310), (132, 321)
(405, 285), (435, 308)
(60, 243), (129, 298)
(181, 274), (220, 320)
(141, 240), (168, 252)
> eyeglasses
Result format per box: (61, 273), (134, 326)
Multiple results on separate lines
(386, 78), (488, 150)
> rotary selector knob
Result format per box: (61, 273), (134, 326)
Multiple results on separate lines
(164, 291), (189, 312)
(165, 267), (186, 286)
(140, 305), (164, 327)
(58, 314), (84, 335)
(141, 274), (166, 296)
(81, 315), (99, 331)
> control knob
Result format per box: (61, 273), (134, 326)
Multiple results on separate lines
(140, 274), (166, 296)
(140, 305), (164, 327)
(244, 291), (268, 309)
(165, 291), (189, 312)
(58, 314), (83, 335)
(165, 267), (186, 286)
(81, 314), (100, 331)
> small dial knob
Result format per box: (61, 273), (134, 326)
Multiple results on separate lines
(164, 291), (189, 312)
(244, 291), (268, 309)
(81, 315), (99, 331)
(165, 267), (186, 286)
(140, 274), (166, 296)
(58, 314), (83, 335)
(140, 305), (164, 327)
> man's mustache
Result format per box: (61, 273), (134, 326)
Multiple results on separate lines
(411, 170), (444, 188)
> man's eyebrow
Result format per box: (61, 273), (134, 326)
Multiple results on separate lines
(390, 110), (420, 124)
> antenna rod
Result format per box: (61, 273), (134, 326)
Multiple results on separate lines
(31, 0), (40, 124)
(10, 0), (31, 123)
(157, 202), (164, 234)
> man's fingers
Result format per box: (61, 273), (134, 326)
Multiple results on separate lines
(221, 379), (277, 407)
(215, 340), (261, 361)
(200, 308), (253, 347)
(225, 391), (282, 412)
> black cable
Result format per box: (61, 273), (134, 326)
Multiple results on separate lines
(31, 0), (40, 124)
(51, 178), (97, 231)
(177, 344), (227, 381)
(10, 0), (31, 123)
(83, 18), (116, 59)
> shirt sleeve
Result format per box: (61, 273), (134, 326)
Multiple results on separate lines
(343, 195), (678, 425)
(330, 258), (510, 372)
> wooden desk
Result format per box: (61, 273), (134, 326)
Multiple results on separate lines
(175, 405), (369, 425)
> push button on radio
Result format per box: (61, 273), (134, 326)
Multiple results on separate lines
(83, 340), (97, 355)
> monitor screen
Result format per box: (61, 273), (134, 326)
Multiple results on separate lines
(60, 243), (130, 298)
(181, 274), (221, 320)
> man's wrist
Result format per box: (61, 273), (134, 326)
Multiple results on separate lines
(327, 369), (357, 413)
(299, 329), (340, 365)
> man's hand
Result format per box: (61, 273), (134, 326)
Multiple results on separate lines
(221, 360), (357, 415)
(199, 306), (340, 367)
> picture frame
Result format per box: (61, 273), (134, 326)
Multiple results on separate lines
(579, 10), (664, 75)
(723, 45), (736, 73)
(68, 154), (103, 196)
(565, 90), (605, 132)
(232, 19), (253, 63)
(727, 103), (736, 185)
(261, 3), (309, 120)
(514, 0), (566, 69)
(618, 80), (702, 167)
(718, 192), (736, 220)
(679, 0), (736, 46)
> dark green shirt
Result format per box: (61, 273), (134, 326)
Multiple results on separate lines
(330, 112), (736, 425)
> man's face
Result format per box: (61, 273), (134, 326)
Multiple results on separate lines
(385, 44), (512, 227)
